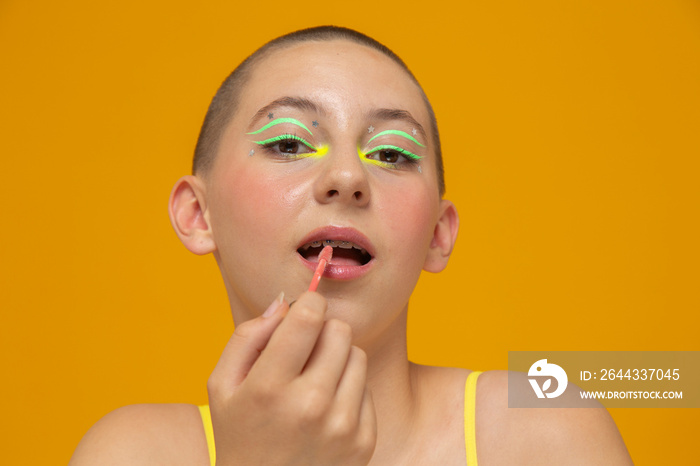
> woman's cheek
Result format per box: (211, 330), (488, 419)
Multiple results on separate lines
(213, 164), (311, 237)
(379, 183), (437, 263)
(209, 164), (270, 243)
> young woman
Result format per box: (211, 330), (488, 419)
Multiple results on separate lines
(70, 26), (632, 465)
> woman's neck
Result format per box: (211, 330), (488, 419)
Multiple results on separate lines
(361, 309), (426, 464)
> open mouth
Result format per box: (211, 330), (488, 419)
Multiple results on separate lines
(297, 240), (372, 267)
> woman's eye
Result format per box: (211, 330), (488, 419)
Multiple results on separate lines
(255, 134), (317, 158)
(365, 144), (420, 167)
(278, 140), (302, 154)
(376, 149), (401, 164)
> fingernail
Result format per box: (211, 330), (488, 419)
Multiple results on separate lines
(262, 292), (285, 318)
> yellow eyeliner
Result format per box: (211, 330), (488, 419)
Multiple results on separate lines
(306, 144), (328, 159)
(357, 146), (400, 168)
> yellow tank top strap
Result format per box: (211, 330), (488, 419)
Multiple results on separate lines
(464, 370), (482, 466)
(198, 405), (216, 466)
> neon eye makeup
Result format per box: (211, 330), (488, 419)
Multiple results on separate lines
(360, 128), (424, 170)
(365, 144), (421, 161)
(246, 117), (423, 169)
(254, 134), (328, 160)
(246, 117), (313, 136)
(359, 145), (422, 170)
(254, 134), (317, 151)
(254, 134), (327, 160)
(248, 117), (324, 160)
(367, 129), (425, 148)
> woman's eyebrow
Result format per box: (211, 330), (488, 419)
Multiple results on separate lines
(366, 108), (427, 141)
(247, 96), (326, 132)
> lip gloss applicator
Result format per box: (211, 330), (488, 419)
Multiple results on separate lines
(308, 245), (333, 292)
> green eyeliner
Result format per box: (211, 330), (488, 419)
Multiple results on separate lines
(246, 117), (313, 135)
(365, 144), (422, 160)
(367, 129), (424, 147)
(253, 134), (317, 151)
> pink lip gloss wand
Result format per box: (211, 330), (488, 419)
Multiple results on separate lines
(308, 245), (333, 292)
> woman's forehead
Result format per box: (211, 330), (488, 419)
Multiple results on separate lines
(237, 40), (429, 126)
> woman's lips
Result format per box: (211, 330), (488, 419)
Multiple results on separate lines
(296, 225), (376, 280)
(298, 252), (374, 280)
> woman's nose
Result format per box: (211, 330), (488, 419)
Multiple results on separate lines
(313, 145), (370, 208)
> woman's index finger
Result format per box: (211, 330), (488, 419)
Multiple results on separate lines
(250, 291), (328, 384)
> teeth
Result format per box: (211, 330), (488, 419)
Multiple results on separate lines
(301, 239), (368, 255)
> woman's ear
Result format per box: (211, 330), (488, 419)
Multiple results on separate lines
(423, 199), (459, 273)
(168, 175), (216, 255)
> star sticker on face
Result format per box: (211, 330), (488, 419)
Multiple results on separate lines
(412, 128), (418, 136)
(267, 112), (274, 119)
(368, 125), (375, 133)
(312, 120), (319, 127)
(417, 165), (422, 174)
(249, 149), (255, 156)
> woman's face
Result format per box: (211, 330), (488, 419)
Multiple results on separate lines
(204, 40), (452, 345)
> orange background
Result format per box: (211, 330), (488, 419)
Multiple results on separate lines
(1, 0), (698, 464)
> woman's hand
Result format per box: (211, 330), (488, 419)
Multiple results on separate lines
(208, 291), (377, 466)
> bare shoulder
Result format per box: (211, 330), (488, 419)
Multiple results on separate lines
(475, 370), (633, 466)
(69, 403), (210, 466)
(406, 364), (474, 465)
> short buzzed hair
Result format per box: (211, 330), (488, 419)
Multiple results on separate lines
(193, 26), (445, 195)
